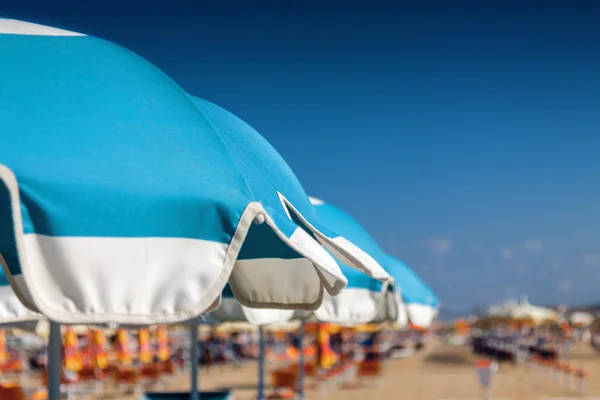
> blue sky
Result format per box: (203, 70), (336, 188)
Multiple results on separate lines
(5, 1), (600, 311)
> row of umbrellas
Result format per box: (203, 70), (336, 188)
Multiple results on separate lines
(211, 197), (439, 328)
(0, 18), (438, 400)
(206, 197), (438, 399)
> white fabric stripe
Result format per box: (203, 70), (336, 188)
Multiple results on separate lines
(397, 301), (408, 327)
(213, 289), (398, 327)
(0, 285), (41, 325)
(211, 298), (294, 326)
(242, 307), (294, 326)
(214, 289), (397, 327)
(15, 231), (344, 324)
(395, 292), (409, 328)
(0, 19), (84, 36)
(313, 287), (390, 326)
(371, 290), (400, 324)
(406, 303), (437, 328)
(20, 234), (229, 324)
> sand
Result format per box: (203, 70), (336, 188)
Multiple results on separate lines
(106, 338), (600, 400)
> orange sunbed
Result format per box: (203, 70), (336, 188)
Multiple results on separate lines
(0, 382), (26, 400)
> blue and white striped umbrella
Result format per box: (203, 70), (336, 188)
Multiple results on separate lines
(212, 197), (397, 326)
(384, 254), (439, 328)
(301, 197), (397, 325)
(0, 18), (389, 326)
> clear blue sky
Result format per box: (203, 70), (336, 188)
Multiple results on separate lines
(5, 1), (600, 311)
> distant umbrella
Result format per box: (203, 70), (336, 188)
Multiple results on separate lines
(213, 197), (397, 327)
(384, 254), (439, 328)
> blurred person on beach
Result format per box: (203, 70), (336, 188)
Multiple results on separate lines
(29, 347), (46, 371)
(230, 333), (244, 359)
(361, 331), (381, 362)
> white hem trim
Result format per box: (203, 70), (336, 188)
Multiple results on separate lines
(211, 297), (294, 326)
(0, 285), (42, 325)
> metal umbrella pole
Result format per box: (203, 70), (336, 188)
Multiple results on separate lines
(257, 326), (266, 400)
(297, 321), (306, 400)
(190, 324), (200, 400)
(48, 321), (62, 400)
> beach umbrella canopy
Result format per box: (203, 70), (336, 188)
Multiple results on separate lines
(0, 18), (388, 325)
(384, 254), (439, 328)
(212, 197), (396, 326)
(297, 197), (397, 325)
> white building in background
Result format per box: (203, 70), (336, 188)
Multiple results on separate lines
(486, 296), (557, 324)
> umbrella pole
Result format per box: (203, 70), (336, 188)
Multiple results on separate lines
(48, 321), (62, 400)
(257, 326), (265, 400)
(190, 324), (200, 400)
(316, 323), (321, 369)
(297, 321), (305, 400)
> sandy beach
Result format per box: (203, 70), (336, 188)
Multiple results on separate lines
(109, 339), (600, 400)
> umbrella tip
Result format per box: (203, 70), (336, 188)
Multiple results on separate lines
(253, 213), (266, 225)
